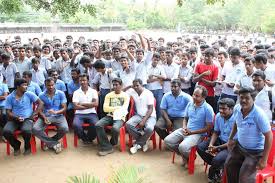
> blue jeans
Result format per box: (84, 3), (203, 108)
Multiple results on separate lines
(150, 89), (163, 119)
(73, 113), (98, 142)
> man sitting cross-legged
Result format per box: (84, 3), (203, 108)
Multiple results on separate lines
(33, 77), (69, 154)
(126, 79), (157, 154)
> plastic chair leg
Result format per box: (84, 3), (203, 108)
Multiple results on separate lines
(6, 141), (10, 155)
(188, 146), (197, 175)
(62, 135), (67, 149)
(31, 136), (36, 154)
(159, 137), (162, 150)
(74, 132), (78, 147)
(119, 127), (126, 152)
(151, 131), (157, 149)
(172, 152), (175, 163)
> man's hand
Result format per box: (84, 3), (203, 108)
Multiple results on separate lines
(256, 157), (268, 170)
(266, 80), (274, 87)
(139, 119), (147, 128)
(48, 109), (57, 115)
(167, 119), (173, 130)
(227, 139), (236, 151)
(183, 128), (192, 136)
(202, 70), (211, 76)
(18, 117), (24, 123)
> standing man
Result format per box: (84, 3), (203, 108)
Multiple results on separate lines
(73, 74), (99, 144)
(95, 78), (130, 156)
(126, 79), (156, 154)
(225, 87), (272, 183)
(32, 77), (69, 154)
(3, 78), (42, 155)
(197, 98), (236, 182)
(164, 85), (214, 165)
(155, 79), (192, 141)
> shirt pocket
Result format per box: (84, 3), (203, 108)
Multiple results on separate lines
(53, 99), (61, 107)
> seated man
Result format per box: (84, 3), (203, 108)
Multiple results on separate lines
(3, 78), (42, 155)
(197, 98), (236, 183)
(73, 74), (99, 144)
(95, 78), (130, 156)
(0, 81), (8, 141)
(126, 79), (156, 154)
(225, 87), (272, 183)
(32, 77), (69, 154)
(155, 79), (192, 141)
(22, 71), (42, 96)
(164, 85), (214, 165)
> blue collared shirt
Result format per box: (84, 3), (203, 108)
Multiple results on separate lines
(185, 101), (214, 132)
(67, 80), (80, 110)
(43, 79), (67, 92)
(27, 81), (42, 96)
(160, 91), (192, 118)
(234, 104), (271, 150)
(0, 82), (9, 107)
(5, 91), (38, 118)
(214, 113), (236, 142)
(39, 90), (67, 117)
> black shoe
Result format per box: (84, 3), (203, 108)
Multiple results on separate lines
(14, 149), (21, 156)
(23, 148), (31, 155)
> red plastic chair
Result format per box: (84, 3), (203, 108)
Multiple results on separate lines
(40, 125), (68, 149)
(6, 130), (37, 155)
(159, 128), (172, 150)
(74, 123), (99, 147)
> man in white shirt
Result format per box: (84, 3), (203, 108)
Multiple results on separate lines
(126, 79), (157, 154)
(73, 74), (99, 144)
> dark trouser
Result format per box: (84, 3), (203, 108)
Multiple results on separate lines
(225, 143), (263, 183)
(220, 93), (238, 103)
(155, 117), (184, 140)
(197, 138), (228, 180)
(3, 119), (33, 150)
(73, 113), (98, 142)
(0, 108), (7, 137)
(95, 116), (123, 151)
(206, 96), (215, 109)
(150, 89), (163, 120)
(99, 89), (110, 119)
(214, 95), (220, 114)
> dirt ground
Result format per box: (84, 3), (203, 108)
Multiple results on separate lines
(0, 132), (215, 183)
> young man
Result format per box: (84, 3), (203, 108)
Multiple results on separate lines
(33, 45), (52, 71)
(0, 80), (8, 141)
(22, 71), (42, 96)
(56, 48), (73, 85)
(3, 78), (42, 155)
(13, 46), (31, 77)
(32, 77), (69, 154)
(164, 85), (214, 165)
(126, 79), (156, 154)
(1, 53), (20, 91)
(31, 57), (47, 89)
(193, 48), (219, 108)
(225, 87), (272, 183)
(73, 74), (99, 144)
(95, 78), (130, 156)
(155, 79), (192, 141)
(197, 98), (236, 183)
(147, 53), (166, 119)
(46, 69), (67, 93)
(178, 52), (193, 95)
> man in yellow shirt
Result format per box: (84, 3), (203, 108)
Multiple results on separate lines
(95, 78), (130, 156)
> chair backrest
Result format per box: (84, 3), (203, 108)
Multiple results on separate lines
(267, 130), (275, 166)
(127, 97), (135, 120)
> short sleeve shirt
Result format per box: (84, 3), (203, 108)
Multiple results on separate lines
(0, 82), (9, 107)
(5, 91), (38, 118)
(214, 113), (236, 142)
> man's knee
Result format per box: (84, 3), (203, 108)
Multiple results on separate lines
(178, 141), (190, 154)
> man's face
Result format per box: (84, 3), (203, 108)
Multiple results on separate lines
(217, 54), (225, 64)
(12, 49), (19, 58)
(171, 44), (178, 51)
(239, 93), (254, 111)
(33, 50), (41, 58)
(43, 47), (50, 55)
(136, 51), (144, 61)
(180, 55), (188, 65)
(152, 57), (159, 66)
(113, 49), (120, 58)
(192, 88), (204, 104)
(51, 72), (59, 82)
(254, 62), (264, 70)
(119, 58), (128, 68)
(60, 51), (69, 60)
(82, 46), (90, 53)
(166, 53), (173, 62)
(133, 81), (143, 93)
(171, 83), (181, 96)
(4, 45), (11, 52)
(128, 46), (135, 54)
(26, 49), (33, 58)
(22, 74), (31, 83)
(112, 81), (122, 93)
(79, 76), (88, 88)
(219, 104), (232, 118)
(252, 76), (265, 91)
(71, 71), (79, 81)
(158, 40), (164, 46)
(46, 80), (55, 93)
(19, 83), (28, 93)
(160, 51), (166, 60)
(204, 53), (213, 64)
(190, 52), (197, 60)
(91, 47), (97, 55)
(230, 55), (240, 65)
(19, 49), (25, 58)
(244, 60), (254, 73)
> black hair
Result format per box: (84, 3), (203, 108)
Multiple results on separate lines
(79, 73), (89, 80)
(31, 57), (40, 64)
(254, 53), (268, 64)
(204, 48), (215, 57)
(244, 56), (255, 63)
(112, 78), (123, 85)
(45, 77), (55, 85)
(238, 87), (257, 100)
(171, 79), (181, 87)
(218, 98), (235, 109)
(229, 47), (241, 56)
(71, 68), (80, 74)
(93, 60), (106, 69)
(1, 52), (11, 60)
(194, 85), (208, 98)
(23, 71), (32, 78)
(252, 70), (266, 80)
(133, 79), (143, 85)
(33, 45), (42, 52)
(80, 55), (91, 65)
(14, 78), (27, 89)
(218, 51), (228, 58)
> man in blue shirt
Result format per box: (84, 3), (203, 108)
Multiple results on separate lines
(0, 81), (8, 141)
(3, 78), (42, 156)
(32, 77), (69, 154)
(164, 85), (214, 165)
(155, 79), (192, 140)
(225, 87), (272, 183)
(197, 98), (236, 183)
(22, 71), (42, 96)
(43, 69), (67, 93)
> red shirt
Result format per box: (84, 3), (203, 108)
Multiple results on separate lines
(194, 62), (219, 96)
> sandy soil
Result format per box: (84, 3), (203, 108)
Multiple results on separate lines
(0, 132), (215, 183)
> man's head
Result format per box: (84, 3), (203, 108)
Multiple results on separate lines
(31, 57), (40, 70)
(136, 49), (144, 61)
(93, 60), (106, 73)
(12, 46), (19, 58)
(253, 53), (268, 70)
(204, 48), (215, 64)
(119, 54), (129, 69)
(14, 78), (28, 93)
(60, 48), (69, 61)
(244, 56), (255, 73)
(252, 70), (266, 92)
(165, 50), (174, 63)
(238, 87), (257, 111)
(152, 53), (160, 67)
(33, 46), (42, 58)
(192, 85), (208, 105)
(1, 52), (11, 64)
(218, 98), (235, 118)
(71, 68), (80, 82)
(79, 74), (89, 88)
(49, 69), (59, 82)
(112, 45), (121, 60)
(171, 79), (181, 96)
(18, 46), (25, 59)
(132, 79), (143, 94)
(45, 77), (55, 93)
(112, 78), (123, 94)
(229, 47), (241, 65)
(22, 71), (32, 84)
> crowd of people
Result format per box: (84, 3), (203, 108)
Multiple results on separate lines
(0, 33), (275, 183)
